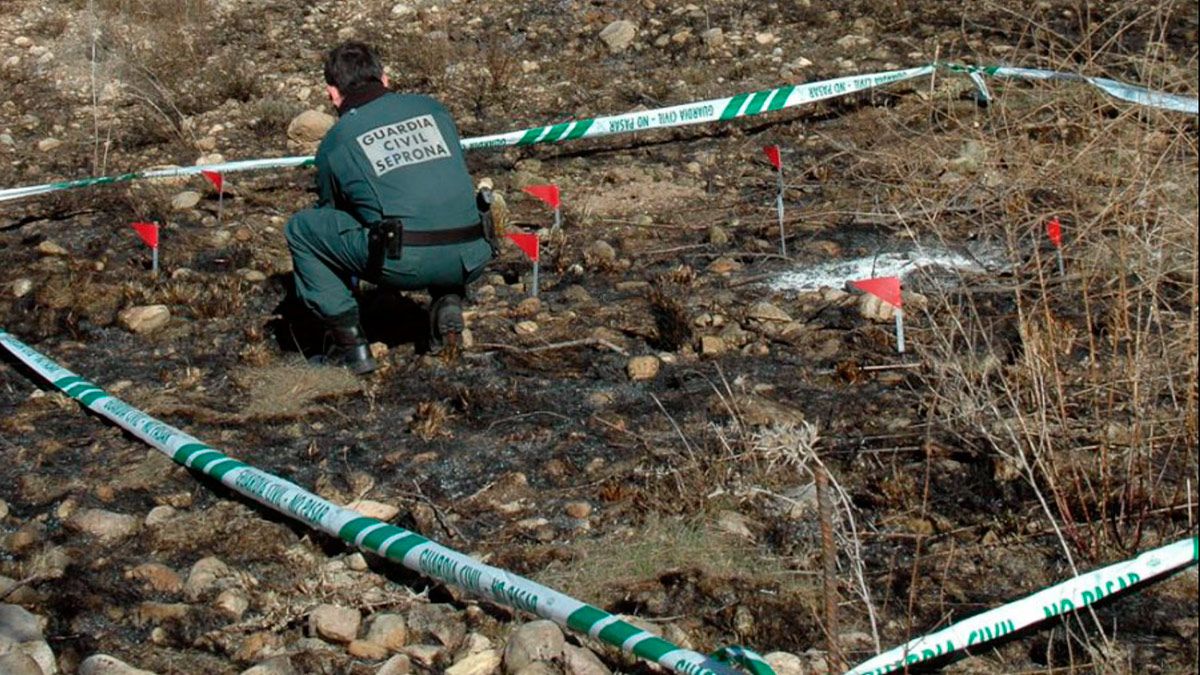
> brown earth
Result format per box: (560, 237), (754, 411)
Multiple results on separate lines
(1, 1), (1197, 674)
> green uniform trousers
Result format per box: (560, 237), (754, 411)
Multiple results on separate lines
(285, 207), (492, 325)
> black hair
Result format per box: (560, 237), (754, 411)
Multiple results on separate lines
(323, 42), (384, 91)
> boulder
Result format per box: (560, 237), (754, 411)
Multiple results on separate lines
(747, 301), (792, 322)
(287, 110), (335, 143)
(446, 649), (501, 675)
(216, 588), (250, 619)
(563, 501), (591, 519)
(117, 305), (171, 334)
(171, 191), (202, 210)
(0, 604), (44, 643)
(185, 556), (231, 599)
(377, 654), (413, 675)
(563, 644), (611, 675)
(407, 603), (464, 650)
(598, 21), (637, 53)
(584, 240), (616, 266)
(626, 355), (660, 381)
(9, 279), (32, 298)
(857, 293), (896, 322)
(347, 499), (400, 522)
(764, 651), (804, 675)
(66, 508), (140, 541)
(36, 240), (68, 256)
(699, 335), (726, 357)
(78, 654), (160, 675)
(126, 563), (183, 593)
(366, 613), (408, 652)
(349, 640), (389, 660)
(0, 652), (43, 675)
(309, 604), (361, 643)
(503, 620), (564, 674)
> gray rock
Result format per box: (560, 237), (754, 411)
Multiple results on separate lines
(366, 613), (408, 652)
(9, 279), (32, 298)
(19, 640), (57, 674)
(347, 499), (400, 522)
(836, 34), (872, 50)
(700, 335), (726, 357)
(144, 505), (176, 527)
(0, 651), (43, 675)
(446, 649), (501, 675)
(599, 20), (637, 53)
(747, 301), (792, 322)
(36, 138), (62, 152)
(700, 28), (724, 48)
(764, 650), (804, 675)
(400, 644), (443, 667)
(185, 556), (231, 599)
(216, 588), (250, 619)
(78, 654), (160, 675)
(584, 240), (616, 265)
(65, 508), (140, 541)
(857, 293), (896, 322)
(0, 604), (44, 643)
(171, 191), (202, 211)
(377, 654), (413, 674)
(287, 110), (335, 143)
(626, 355), (660, 381)
(36, 240), (68, 256)
(561, 285), (592, 304)
(503, 620), (564, 674)
(239, 656), (296, 675)
(407, 603), (464, 651)
(310, 604), (361, 643)
(117, 305), (171, 334)
(563, 644), (610, 675)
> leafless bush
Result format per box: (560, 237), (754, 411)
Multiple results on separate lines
(876, 65), (1199, 563)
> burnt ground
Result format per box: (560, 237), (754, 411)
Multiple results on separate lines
(1, 1), (1198, 674)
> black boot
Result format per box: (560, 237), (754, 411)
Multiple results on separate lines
(313, 324), (378, 375)
(429, 293), (464, 352)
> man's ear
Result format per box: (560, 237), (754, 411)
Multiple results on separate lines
(381, 73), (390, 89)
(326, 84), (343, 108)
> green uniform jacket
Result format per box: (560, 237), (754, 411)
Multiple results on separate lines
(315, 92), (478, 231)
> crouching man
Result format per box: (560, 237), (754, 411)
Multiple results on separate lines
(286, 42), (493, 374)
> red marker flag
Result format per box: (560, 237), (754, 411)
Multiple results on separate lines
(506, 233), (539, 262)
(131, 222), (159, 249)
(522, 184), (560, 209)
(763, 145), (782, 170)
(200, 170), (224, 194)
(1046, 217), (1063, 248)
(851, 276), (902, 308)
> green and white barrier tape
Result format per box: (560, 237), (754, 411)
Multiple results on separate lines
(2, 62), (1193, 205)
(0, 64), (934, 205)
(0, 328), (768, 675)
(0, 157), (316, 204)
(459, 65), (935, 150)
(845, 536), (1199, 675)
(951, 64), (1199, 115)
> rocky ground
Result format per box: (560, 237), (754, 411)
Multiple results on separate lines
(1, 1), (1198, 674)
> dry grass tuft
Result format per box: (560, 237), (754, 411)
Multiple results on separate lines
(534, 513), (803, 601)
(236, 364), (362, 419)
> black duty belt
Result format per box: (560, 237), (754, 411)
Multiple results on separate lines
(400, 223), (485, 247)
(365, 219), (485, 281)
